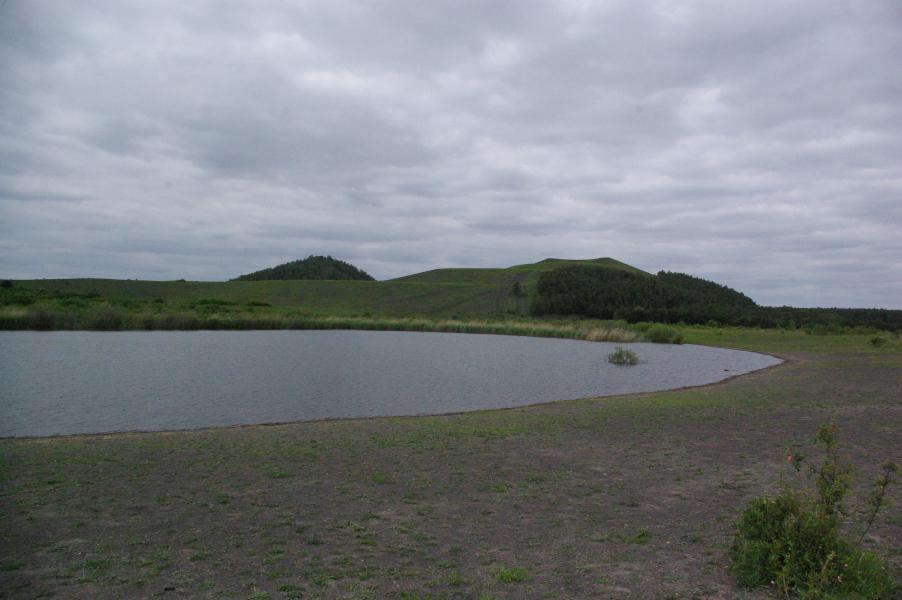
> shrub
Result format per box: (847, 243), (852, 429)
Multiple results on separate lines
(869, 336), (888, 348)
(137, 312), (157, 330)
(643, 324), (684, 344)
(730, 423), (897, 598)
(607, 347), (639, 366)
(27, 307), (58, 330)
(83, 304), (127, 331)
(157, 313), (199, 330)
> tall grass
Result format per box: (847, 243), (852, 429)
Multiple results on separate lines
(585, 327), (637, 342)
(0, 301), (700, 344)
(0, 307), (654, 343)
(642, 324), (684, 344)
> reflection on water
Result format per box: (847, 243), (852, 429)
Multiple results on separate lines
(0, 330), (780, 437)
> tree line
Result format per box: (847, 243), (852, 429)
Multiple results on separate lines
(530, 265), (902, 332)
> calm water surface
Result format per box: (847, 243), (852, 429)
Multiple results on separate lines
(0, 330), (781, 437)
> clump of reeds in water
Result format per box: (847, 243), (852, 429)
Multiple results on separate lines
(607, 347), (639, 366)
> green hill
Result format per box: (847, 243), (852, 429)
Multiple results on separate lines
(4, 258), (900, 331)
(3, 258), (638, 322)
(233, 255), (374, 282)
(393, 257), (647, 288)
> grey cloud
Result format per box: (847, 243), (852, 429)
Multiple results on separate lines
(1, 0), (900, 307)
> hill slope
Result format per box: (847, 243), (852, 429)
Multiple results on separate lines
(6, 258), (900, 331)
(233, 255), (374, 282)
(392, 257), (647, 288)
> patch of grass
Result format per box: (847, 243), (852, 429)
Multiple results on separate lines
(480, 483), (508, 493)
(643, 324), (684, 344)
(626, 529), (651, 544)
(69, 557), (111, 583)
(607, 346), (639, 366)
(1, 559), (26, 572)
(495, 566), (527, 583)
(869, 335), (889, 347)
(278, 583), (303, 598)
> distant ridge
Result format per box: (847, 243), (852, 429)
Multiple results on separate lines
(6, 255), (901, 331)
(233, 255), (374, 282)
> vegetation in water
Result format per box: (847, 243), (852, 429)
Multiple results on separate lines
(730, 422), (897, 599)
(607, 347), (639, 366)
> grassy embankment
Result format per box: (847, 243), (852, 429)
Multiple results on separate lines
(0, 259), (654, 341)
(1, 328), (900, 599)
(3, 255), (897, 349)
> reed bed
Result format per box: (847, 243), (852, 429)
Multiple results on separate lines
(0, 306), (646, 344)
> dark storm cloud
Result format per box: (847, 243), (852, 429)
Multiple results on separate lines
(1, 0), (900, 307)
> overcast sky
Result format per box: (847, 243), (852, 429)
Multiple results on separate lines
(1, 1), (900, 308)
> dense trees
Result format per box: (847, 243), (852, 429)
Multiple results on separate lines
(233, 255), (374, 282)
(530, 265), (902, 331)
(530, 266), (753, 321)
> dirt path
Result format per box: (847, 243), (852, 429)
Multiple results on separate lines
(1, 349), (900, 599)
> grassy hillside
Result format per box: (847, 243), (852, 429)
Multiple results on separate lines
(5, 258), (635, 323)
(3, 278), (515, 319)
(4, 257), (900, 331)
(393, 257), (647, 289)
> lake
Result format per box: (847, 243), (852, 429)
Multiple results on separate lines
(0, 330), (781, 437)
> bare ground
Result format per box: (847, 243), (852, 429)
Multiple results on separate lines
(1, 347), (900, 599)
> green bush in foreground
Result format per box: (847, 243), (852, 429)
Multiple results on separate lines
(731, 423), (897, 599)
(607, 347), (639, 366)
